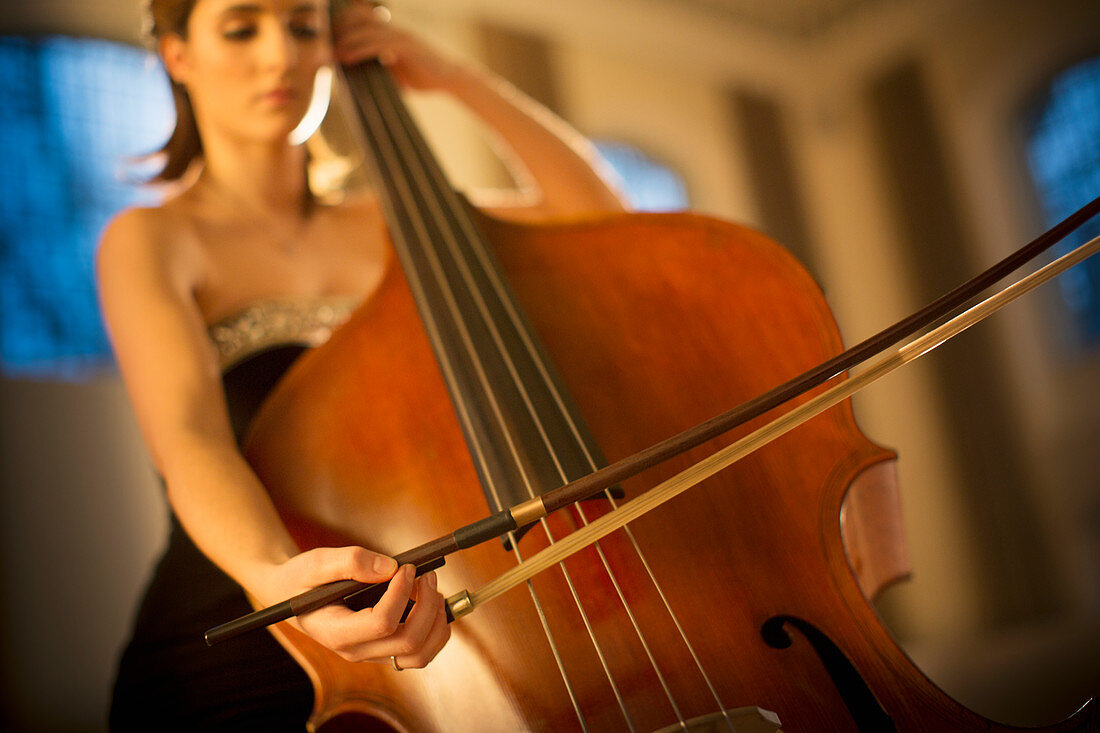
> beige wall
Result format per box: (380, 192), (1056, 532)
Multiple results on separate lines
(1, 0), (1097, 729)
(924, 0), (1100, 620)
(393, 0), (1100, 639)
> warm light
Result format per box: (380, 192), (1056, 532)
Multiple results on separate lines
(290, 66), (333, 145)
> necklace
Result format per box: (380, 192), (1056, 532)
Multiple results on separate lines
(201, 177), (314, 256)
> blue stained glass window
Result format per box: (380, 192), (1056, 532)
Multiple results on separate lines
(0, 36), (173, 379)
(1024, 56), (1100, 348)
(593, 140), (689, 212)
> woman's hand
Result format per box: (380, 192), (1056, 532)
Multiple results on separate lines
(330, 1), (626, 219)
(255, 546), (451, 669)
(333, 2), (461, 92)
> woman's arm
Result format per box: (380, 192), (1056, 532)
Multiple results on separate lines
(97, 208), (449, 667)
(333, 5), (628, 219)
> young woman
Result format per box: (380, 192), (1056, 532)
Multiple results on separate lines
(99, 0), (624, 728)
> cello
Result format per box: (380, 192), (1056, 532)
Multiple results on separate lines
(226, 35), (1098, 732)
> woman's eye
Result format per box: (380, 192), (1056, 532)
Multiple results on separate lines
(291, 24), (321, 40)
(223, 25), (257, 41)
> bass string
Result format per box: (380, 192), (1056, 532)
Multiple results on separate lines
(359, 73), (686, 728)
(358, 71), (638, 733)
(363, 66), (728, 728)
(356, 67), (641, 732)
(344, 66), (601, 729)
(363, 79), (732, 726)
(340, 71), (503, 517)
(468, 231), (1100, 610)
(367, 66), (729, 721)
(357, 66), (672, 731)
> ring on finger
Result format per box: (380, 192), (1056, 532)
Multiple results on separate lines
(391, 654), (403, 672)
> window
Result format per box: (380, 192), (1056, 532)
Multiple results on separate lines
(0, 39), (692, 377)
(0, 36), (173, 379)
(1024, 56), (1100, 349)
(593, 140), (689, 212)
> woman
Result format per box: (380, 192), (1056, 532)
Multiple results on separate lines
(99, 0), (624, 728)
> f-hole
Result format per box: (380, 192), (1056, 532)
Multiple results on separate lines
(761, 615), (896, 732)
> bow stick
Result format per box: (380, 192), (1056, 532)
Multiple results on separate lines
(447, 231), (1100, 617)
(206, 196), (1099, 646)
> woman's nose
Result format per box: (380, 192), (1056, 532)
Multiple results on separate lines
(258, 23), (298, 71)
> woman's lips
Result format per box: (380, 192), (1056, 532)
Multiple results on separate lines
(261, 87), (298, 106)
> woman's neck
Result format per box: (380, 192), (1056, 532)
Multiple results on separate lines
(198, 136), (310, 216)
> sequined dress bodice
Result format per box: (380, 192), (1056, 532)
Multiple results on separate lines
(204, 295), (359, 444)
(207, 295), (360, 371)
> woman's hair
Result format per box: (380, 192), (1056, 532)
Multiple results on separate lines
(145, 0), (202, 182)
(142, 0), (355, 195)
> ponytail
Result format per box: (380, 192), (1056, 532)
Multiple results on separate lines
(143, 0), (202, 182)
(150, 80), (203, 183)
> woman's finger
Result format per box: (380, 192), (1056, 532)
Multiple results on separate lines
(287, 545), (399, 590)
(299, 563), (415, 656)
(370, 563), (417, 630)
(390, 596), (451, 670)
(312, 569), (449, 663)
(386, 573), (441, 653)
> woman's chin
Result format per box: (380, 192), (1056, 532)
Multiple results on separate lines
(238, 119), (311, 146)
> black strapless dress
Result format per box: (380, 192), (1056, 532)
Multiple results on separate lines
(110, 296), (360, 732)
(109, 345), (314, 732)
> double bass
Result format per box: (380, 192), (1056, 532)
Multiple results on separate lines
(226, 40), (1098, 732)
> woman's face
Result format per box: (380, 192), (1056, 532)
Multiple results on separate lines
(163, 0), (332, 145)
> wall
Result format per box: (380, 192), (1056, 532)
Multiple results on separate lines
(0, 377), (166, 732)
(1, 0), (1097, 729)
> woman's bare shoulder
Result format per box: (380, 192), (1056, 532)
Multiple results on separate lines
(99, 197), (192, 251)
(97, 199), (204, 292)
